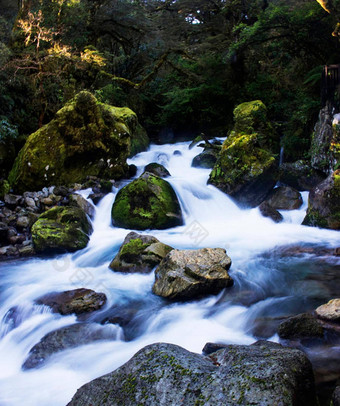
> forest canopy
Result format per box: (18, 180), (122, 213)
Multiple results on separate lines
(0, 0), (338, 161)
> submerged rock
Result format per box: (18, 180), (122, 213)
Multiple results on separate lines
(8, 91), (148, 193)
(67, 341), (317, 406)
(264, 186), (303, 210)
(152, 248), (233, 300)
(302, 170), (340, 230)
(109, 232), (173, 273)
(144, 163), (170, 177)
(111, 172), (183, 230)
(192, 148), (219, 168)
(315, 298), (340, 322)
(36, 288), (106, 315)
(259, 201), (283, 223)
(209, 100), (278, 207)
(31, 206), (92, 253)
(23, 323), (119, 370)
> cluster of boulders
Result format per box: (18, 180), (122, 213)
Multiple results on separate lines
(275, 298), (340, 405)
(110, 231), (233, 301)
(0, 178), (112, 258)
(188, 99), (339, 229)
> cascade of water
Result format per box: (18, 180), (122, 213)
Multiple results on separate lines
(0, 140), (338, 405)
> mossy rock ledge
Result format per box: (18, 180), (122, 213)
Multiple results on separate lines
(67, 341), (317, 406)
(31, 206), (92, 253)
(8, 91), (149, 193)
(209, 100), (278, 207)
(111, 172), (183, 230)
(302, 170), (340, 230)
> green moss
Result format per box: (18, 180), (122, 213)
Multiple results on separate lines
(233, 100), (267, 134)
(210, 132), (276, 191)
(0, 179), (10, 200)
(111, 172), (183, 230)
(31, 206), (92, 253)
(8, 91), (147, 193)
(119, 238), (149, 261)
(208, 100), (278, 206)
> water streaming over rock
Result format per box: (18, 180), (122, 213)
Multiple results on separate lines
(0, 140), (339, 405)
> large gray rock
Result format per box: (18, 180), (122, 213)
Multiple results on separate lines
(109, 232), (173, 274)
(36, 288), (107, 315)
(67, 341), (317, 406)
(23, 323), (119, 370)
(152, 248), (233, 300)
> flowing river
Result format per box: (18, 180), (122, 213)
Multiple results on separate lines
(0, 140), (339, 405)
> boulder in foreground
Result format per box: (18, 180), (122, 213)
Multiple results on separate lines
(67, 341), (317, 406)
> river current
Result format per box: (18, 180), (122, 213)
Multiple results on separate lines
(0, 140), (339, 405)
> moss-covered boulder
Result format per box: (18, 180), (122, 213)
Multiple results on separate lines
(31, 206), (92, 253)
(111, 172), (183, 230)
(302, 170), (340, 229)
(209, 101), (278, 207)
(109, 232), (173, 273)
(8, 91), (148, 193)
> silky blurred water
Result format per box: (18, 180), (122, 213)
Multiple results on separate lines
(0, 140), (339, 405)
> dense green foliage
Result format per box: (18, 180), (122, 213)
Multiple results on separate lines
(0, 0), (338, 168)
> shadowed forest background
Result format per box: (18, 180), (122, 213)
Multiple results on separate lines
(0, 0), (339, 174)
